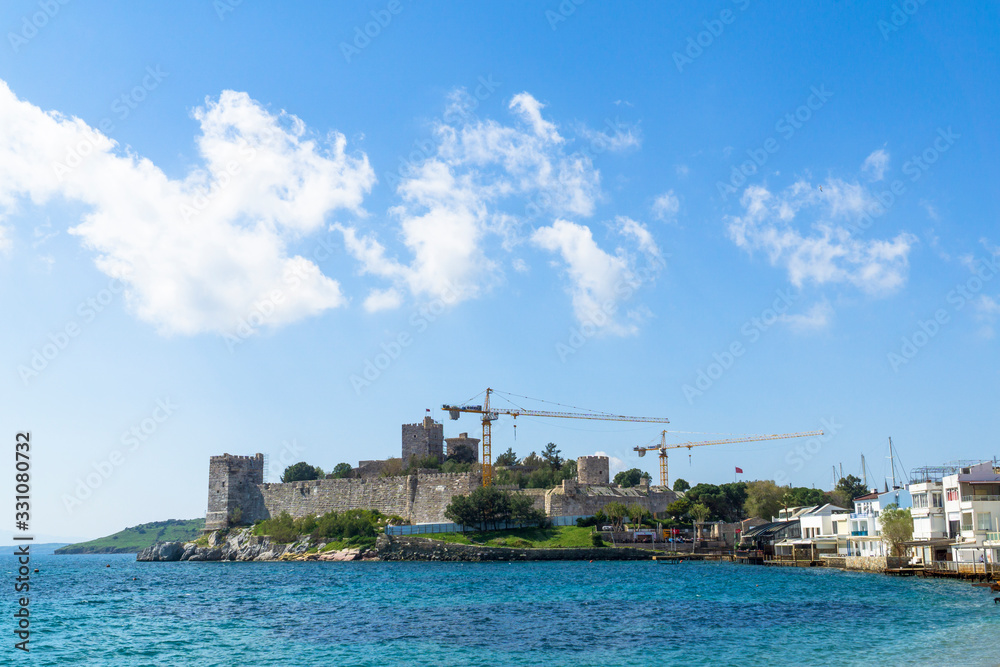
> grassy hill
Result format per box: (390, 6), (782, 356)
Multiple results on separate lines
(55, 519), (205, 554)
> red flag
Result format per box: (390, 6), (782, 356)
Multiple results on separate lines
(735, 467), (743, 474)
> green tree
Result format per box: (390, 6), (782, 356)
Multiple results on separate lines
(673, 478), (691, 493)
(880, 504), (913, 557)
(835, 474), (869, 504)
(405, 454), (442, 473)
(331, 463), (353, 479)
(444, 487), (544, 531)
(626, 502), (649, 529)
(690, 503), (711, 523)
(440, 459), (474, 473)
(281, 462), (323, 483)
(521, 451), (544, 468)
(665, 498), (691, 521)
(378, 458), (405, 478)
(614, 468), (645, 488)
(541, 442), (564, 468)
(494, 447), (519, 467)
(690, 503), (711, 539)
(744, 480), (785, 521)
(603, 501), (628, 531)
(784, 486), (825, 508)
(685, 482), (747, 522)
(446, 443), (478, 464)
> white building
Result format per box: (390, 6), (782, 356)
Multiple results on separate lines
(846, 488), (912, 557)
(942, 461), (1000, 564)
(793, 503), (850, 557)
(905, 467), (953, 564)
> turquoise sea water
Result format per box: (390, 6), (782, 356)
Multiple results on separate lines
(6, 554), (1000, 665)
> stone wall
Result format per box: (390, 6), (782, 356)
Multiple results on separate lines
(545, 480), (677, 517)
(259, 476), (415, 522)
(845, 556), (908, 573)
(408, 472), (480, 523)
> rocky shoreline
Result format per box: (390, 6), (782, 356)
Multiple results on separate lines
(136, 529), (661, 563)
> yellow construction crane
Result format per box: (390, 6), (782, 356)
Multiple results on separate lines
(443, 388), (671, 487)
(634, 430), (824, 487)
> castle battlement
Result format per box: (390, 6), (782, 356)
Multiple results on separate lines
(211, 453), (264, 465)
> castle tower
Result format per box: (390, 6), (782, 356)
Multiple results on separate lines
(577, 455), (610, 485)
(402, 416), (444, 464)
(205, 453), (266, 531)
(444, 432), (481, 462)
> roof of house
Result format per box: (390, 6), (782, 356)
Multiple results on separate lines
(957, 462), (1000, 483)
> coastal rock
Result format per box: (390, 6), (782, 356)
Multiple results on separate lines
(137, 541), (186, 562)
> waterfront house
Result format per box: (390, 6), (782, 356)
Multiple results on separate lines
(736, 520), (800, 563)
(846, 488), (912, 557)
(941, 461), (1000, 564)
(773, 504), (850, 561)
(905, 466), (953, 563)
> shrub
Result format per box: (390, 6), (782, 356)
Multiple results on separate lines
(591, 532), (605, 547)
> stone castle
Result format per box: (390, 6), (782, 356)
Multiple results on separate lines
(205, 416), (677, 531)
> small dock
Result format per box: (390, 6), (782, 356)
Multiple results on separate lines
(652, 554), (706, 563)
(762, 559), (823, 568)
(885, 567), (924, 577)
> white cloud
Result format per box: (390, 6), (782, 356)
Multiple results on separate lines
(652, 190), (680, 222)
(919, 199), (939, 220)
(675, 164), (689, 177)
(336, 91), (605, 311)
(0, 225), (10, 256)
(363, 288), (403, 313)
(973, 295), (1000, 338)
(577, 120), (641, 153)
(862, 148), (890, 181)
(779, 300), (833, 332)
(727, 181), (917, 296)
(615, 216), (660, 258)
(512, 258), (529, 273)
(532, 219), (642, 335)
(509, 92), (562, 144)
(0, 81), (375, 335)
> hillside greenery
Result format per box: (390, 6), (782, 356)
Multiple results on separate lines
(54, 519), (205, 554)
(252, 509), (406, 545)
(422, 525), (596, 549)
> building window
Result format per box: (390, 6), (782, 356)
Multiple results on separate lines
(946, 488), (959, 502)
(932, 492), (943, 508)
(977, 512), (992, 532)
(913, 493), (928, 508)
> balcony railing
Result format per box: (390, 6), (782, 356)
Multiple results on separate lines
(961, 495), (1000, 503)
(961, 525), (973, 533)
(987, 532), (1000, 543)
(850, 512), (874, 519)
(851, 530), (868, 536)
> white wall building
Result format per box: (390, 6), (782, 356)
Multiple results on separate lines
(942, 461), (1000, 564)
(846, 488), (912, 557)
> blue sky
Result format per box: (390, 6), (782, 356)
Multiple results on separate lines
(1, 1), (998, 541)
